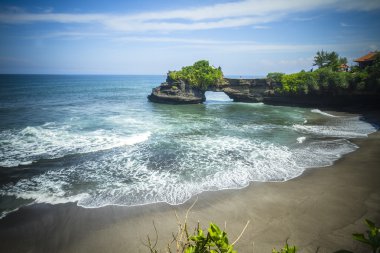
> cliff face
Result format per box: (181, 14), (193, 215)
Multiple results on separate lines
(147, 78), (380, 108)
(148, 78), (278, 104)
(220, 78), (278, 102)
(147, 79), (206, 104)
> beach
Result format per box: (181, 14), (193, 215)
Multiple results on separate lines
(2, 0), (380, 252)
(1, 111), (379, 253)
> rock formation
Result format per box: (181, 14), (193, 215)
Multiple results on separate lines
(219, 78), (278, 102)
(147, 79), (206, 104)
(147, 77), (380, 108)
(148, 77), (279, 104)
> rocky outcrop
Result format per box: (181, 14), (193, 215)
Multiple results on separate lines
(147, 77), (380, 108)
(149, 75), (374, 107)
(147, 79), (206, 104)
(148, 77), (278, 104)
(220, 78), (279, 102)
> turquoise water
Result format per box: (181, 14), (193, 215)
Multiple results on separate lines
(0, 75), (377, 218)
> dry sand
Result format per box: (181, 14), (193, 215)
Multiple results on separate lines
(0, 112), (379, 253)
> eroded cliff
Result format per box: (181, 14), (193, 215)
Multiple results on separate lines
(147, 77), (279, 104)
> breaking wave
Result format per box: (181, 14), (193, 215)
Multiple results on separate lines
(0, 111), (375, 217)
(0, 123), (151, 167)
(293, 116), (377, 138)
(311, 109), (339, 117)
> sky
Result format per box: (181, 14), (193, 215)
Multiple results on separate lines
(0, 0), (380, 75)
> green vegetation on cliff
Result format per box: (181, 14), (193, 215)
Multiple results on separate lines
(277, 69), (352, 95)
(267, 72), (285, 83)
(167, 60), (224, 91)
(269, 51), (380, 95)
(313, 50), (347, 71)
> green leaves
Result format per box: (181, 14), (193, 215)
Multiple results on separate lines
(167, 60), (224, 91)
(279, 68), (353, 95)
(313, 50), (346, 71)
(272, 241), (297, 253)
(335, 219), (380, 253)
(208, 223), (235, 253)
(352, 219), (380, 253)
(280, 72), (316, 95)
(267, 72), (285, 83)
(277, 50), (380, 95)
(186, 223), (236, 253)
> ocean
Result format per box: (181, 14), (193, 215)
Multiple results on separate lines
(0, 75), (377, 219)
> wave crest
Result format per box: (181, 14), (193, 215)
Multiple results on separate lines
(0, 124), (150, 167)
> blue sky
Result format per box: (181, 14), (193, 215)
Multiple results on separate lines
(0, 0), (380, 75)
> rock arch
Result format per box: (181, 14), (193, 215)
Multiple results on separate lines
(147, 78), (279, 104)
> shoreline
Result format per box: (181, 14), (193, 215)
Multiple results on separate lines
(0, 110), (379, 253)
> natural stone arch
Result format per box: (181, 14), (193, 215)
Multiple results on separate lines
(148, 78), (279, 104)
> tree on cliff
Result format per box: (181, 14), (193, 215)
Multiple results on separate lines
(168, 60), (224, 91)
(313, 50), (347, 71)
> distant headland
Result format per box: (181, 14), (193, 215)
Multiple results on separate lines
(148, 51), (380, 108)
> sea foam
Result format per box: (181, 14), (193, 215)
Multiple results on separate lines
(311, 109), (338, 117)
(0, 124), (150, 167)
(293, 115), (377, 138)
(0, 132), (362, 213)
(0, 104), (378, 219)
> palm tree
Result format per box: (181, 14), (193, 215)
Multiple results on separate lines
(327, 51), (340, 71)
(313, 50), (347, 71)
(313, 50), (328, 68)
(339, 57), (348, 65)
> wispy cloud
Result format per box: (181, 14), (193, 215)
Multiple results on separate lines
(31, 31), (108, 40)
(253, 25), (270, 29)
(114, 36), (380, 54)
(340, 22), (352, 27)
(369, 44), (378, 51)
(0, 0), (379, 33)
(292, 15), (322, 21)
(113, 36), (242, 44)
(0, 13), (106, 24)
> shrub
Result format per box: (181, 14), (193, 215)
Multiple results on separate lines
(267, 72), (285, 83)
(354, 73), (368, 91)
(167, 60), (224, 91)
(186, 223), (237, 253)
(352, 219), (380, 253)
(335, 219), (380, 253)
(145, 199), (249, 253)
(280, 71), (318, 95)
(365, 53), (380, 92)
(275, 51), (380, 95)
(279, 69), (354, 95)
(314, 68), (351, 93)
(272, 241), (297, 253)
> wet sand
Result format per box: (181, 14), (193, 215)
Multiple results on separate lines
(0, 113), (379, 253)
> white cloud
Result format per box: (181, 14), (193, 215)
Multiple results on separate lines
(253, 25), (270, 29)
(258, 57), (314, 72)
(292, 16), (321, 21)
(102, 15), (280, 32)
(122, 0), (380, 21)
(113, 36), (243, 44)
(336, 0), (380, 11)
(0, 0), (379, 32)
(369, 44), (379, 51)
(113, 36), (380, 55)
(340, 22), (352, 27)
(0, 13), (106, 24)
(33, 31), (107, 40)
